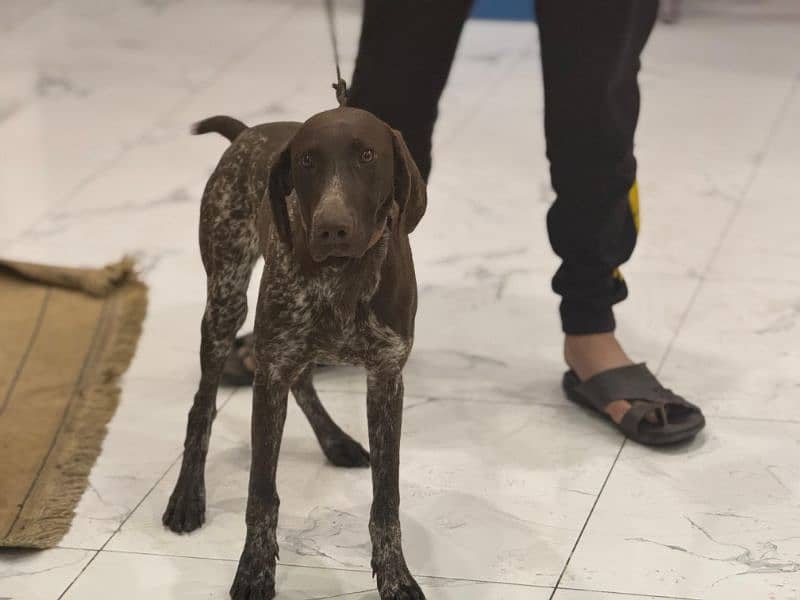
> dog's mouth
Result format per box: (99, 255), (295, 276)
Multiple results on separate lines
(310, 245), (357, 262)
(309, 219), (389, 263)
(309, 239), (367, 263)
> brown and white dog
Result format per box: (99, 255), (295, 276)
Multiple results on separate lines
(163, 108), (427, 600)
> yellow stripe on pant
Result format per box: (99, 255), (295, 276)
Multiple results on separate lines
(613, 180), (640, 281)
(628, 180), (640, 232)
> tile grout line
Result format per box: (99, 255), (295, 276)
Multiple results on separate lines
(546, 66), (800, 600)
(54, 545), (557, 591)
(13, 2), (298, 245)
(707, 73), (800, 268)
(655, 73), (799, 377)
(318, 388), (800, 425)
(308, 589), (378, 600)
(55, 461), (176, 599)
(547, 437), (627, 600)
(708, 413), (800, 425)
(557, 585), (702, 600)
(55, 385), (239, 598)
(52, 543), (704, 600)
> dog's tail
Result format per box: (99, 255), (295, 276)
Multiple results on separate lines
(191, 115), (248, 142)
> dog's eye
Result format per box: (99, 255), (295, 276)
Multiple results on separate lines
(360, 148), (375, 163)
(299, 152), (313, 168)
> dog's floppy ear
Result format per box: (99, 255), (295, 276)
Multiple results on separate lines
(391, 128), (427, 234)
(267, 145), (293, 249)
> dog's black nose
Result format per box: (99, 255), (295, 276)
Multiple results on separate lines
(315, 216), (353, 242)
(311, 193), (358, 259)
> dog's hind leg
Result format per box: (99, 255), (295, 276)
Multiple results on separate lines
(291, 367), (370, 468)
(164, 183), (259, 533)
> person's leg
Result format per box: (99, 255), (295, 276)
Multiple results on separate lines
(349, 0), (474, 181)
(537, 0), (659, 423)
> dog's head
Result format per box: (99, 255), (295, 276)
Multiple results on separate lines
(268, 107), (426, 262)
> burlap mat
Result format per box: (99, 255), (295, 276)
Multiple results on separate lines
(0, 257), (147, 548)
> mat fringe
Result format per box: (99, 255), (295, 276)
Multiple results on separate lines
(1, 261), (147, 548)
(0, 256), (138, 298)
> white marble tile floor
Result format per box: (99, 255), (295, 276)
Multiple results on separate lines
(1, 1), (799, 599)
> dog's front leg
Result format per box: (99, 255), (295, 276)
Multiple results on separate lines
(366, 371), (425, 600)
(230, 368), (290, 600)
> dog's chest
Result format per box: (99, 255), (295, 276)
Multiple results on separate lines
(278, 275), (408, 369)
(311, 313), (368, 366)
(263, 239), (410, 370)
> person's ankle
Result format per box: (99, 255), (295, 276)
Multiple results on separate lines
(563, 332), (633, 381)
(564, 333), (637, 424)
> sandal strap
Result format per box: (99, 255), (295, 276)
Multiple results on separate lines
(620, 400), (666, 437)
(575, 363), (701, 436)
(574, 363), (665, 409)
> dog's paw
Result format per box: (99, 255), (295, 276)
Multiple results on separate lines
(230, 547), (277, 600)
(322, 433), (370, 468)
(374, 561), (426, 600)
(379, 581), (426, 600)
(229, 573), (275, 600)
(162, 478), (206, 533)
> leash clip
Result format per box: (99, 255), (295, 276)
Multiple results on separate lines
(332, 73), (349, 107)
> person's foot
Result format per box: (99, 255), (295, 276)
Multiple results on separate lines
(564, 332), (655, 424)
(221, 334), (256, 387)
(221, 334), (333, 387)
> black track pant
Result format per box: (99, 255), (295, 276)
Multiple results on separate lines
(349, 0), (658, 334)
